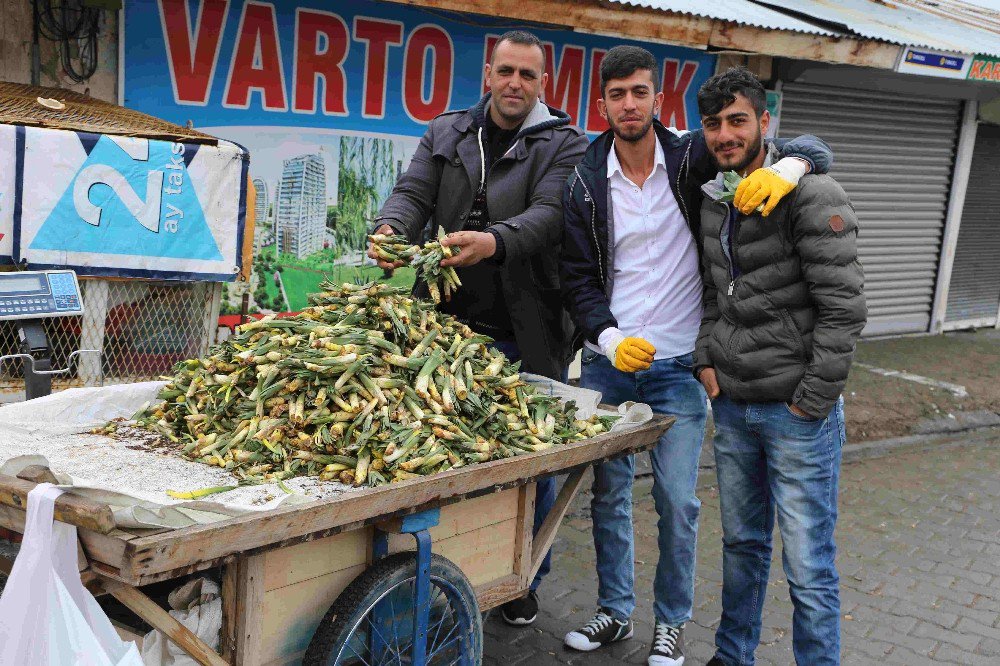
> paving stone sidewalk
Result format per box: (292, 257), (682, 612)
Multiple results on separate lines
(483, 427), (1000, 665)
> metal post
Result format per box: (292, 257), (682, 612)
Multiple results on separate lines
(18, 320), (51, 400)
(411, 529), (432, 666)
(930, 100), (979, 333)
(79, 280), (110, 387)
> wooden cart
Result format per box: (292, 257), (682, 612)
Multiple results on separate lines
(0, 415), (672, 665)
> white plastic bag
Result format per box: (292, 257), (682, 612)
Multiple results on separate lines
(140, 578), (222, 666)
(0, 484), (143, 666)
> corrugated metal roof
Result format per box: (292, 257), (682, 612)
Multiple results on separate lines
(893, 0), (1000, 37)
(609, 0), (839, 36)
(753, 0), (1000, 57)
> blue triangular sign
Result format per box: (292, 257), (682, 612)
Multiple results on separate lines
(31, 135), (223, 260)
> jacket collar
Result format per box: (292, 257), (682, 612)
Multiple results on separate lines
(606, 136), (666, 182)
(580, 119), (691, 179)
(452, 93), (571, 141)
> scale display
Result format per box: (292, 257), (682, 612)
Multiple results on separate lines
(0, 270), (83, 320)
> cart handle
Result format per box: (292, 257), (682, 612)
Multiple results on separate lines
(0, 474), (116, 534)
(0, 349), (101, 375)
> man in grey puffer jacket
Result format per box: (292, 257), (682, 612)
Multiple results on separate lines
(693, 68), (866, 666)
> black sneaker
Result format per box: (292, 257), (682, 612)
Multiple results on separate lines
(705, 659), (727, 666)
(564, 608), (634, 651)
(500, 590), (539, 626)
(648, 621), (684, 665)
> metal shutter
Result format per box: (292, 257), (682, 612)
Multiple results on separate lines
(779, 83), (962, 335)
(944, 124), (1000, 328)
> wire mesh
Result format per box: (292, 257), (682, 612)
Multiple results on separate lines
(0, 279), (221, 398)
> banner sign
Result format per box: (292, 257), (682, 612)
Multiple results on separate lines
(123, 0), (716, 135)
(14, 126), (247, 281)
(0, 125), (14, 262)
(968, 55), (1000, 83)
(122, 0), (713, 311)
(896, 46), (972, 80)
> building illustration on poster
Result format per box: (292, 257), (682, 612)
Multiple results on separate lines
(123, 0), (715, 311)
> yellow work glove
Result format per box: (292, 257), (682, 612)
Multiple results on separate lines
(734, 157), (808, 217)
(602, 331), (656, 373)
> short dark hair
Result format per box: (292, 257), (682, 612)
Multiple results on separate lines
(600, 45), (659, 95)
(697, 66), (767, 118)
(491, 30), (546, 71)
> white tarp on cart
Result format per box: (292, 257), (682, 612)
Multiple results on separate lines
(0, 379), (651, 529)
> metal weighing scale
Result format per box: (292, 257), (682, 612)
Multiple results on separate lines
(0, 270), (97, 400)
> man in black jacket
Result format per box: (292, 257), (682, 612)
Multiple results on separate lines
(368, 30), (589, 626)
(694, 68), (866, 666)
(560, 48), (833, 666)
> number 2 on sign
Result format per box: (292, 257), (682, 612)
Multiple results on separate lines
(72, 138), (164, 234)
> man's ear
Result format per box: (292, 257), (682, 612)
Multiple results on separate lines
(597, 98), (608, 121)
(484, 63), (492, 91)
(759, 109), (771, 136)
(653, 91), (664, 118)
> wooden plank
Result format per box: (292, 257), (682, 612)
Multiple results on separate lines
(220, 561), (238, 663)
(259, 563), (367, 664)
(103, 579), (227, 666)
(123, 418), (670, 582)
(513, 483), (536, 589)
(259, 518), (517, 663)
(382, 488), (518, 551)
(235, 554), (266, 666)
(264, 491), (518, 591)
(0, 474), (116, 534)
(529, 467), (587, 582)
(16, 465), (58, 484)
(476, 573), (523, 612)
(0, 504), (129, 573)
(382, 0), (712, 48)
(264, 529), (367, 592)
(708, 21), (901, 69)
(409, 518), (517, 588)
(386, 0), (903, 70)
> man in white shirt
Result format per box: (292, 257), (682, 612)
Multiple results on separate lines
(559, 46), (833, 666)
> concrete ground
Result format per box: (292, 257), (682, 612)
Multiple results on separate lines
(483, 427), (1000, 665)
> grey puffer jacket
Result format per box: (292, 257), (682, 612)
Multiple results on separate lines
(693, 145), (867, 420)
(374, 94), (589, 380)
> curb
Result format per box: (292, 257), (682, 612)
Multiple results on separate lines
(684, 422), (1000, 490)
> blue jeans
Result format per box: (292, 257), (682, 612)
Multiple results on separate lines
(490, 340), (559, 591)
(580, 348), (708, 625)
(711, 394), (846, 666)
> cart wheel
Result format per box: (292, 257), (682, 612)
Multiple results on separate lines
(304, 551), (482, 666)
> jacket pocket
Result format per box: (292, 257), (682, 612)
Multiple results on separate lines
(778, 309), (805, 362)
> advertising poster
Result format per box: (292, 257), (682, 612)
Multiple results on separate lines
(17, 127), (245, 280)
(123, 0), (715, 312)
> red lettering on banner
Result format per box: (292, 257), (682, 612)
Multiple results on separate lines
(158, 0), (228, 106)
(354, 17), (404, 119)
(542, 44), (585, 126)
(585, 49), (608, 133)
(403, 24), (453, 123)
(970, 61), (984, 79)
(223, 2), (287, 110)
(292, 9), (349, 115)
(660, 59), (698, 130)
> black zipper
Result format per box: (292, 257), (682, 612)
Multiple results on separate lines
(574, 167), (606, 286)
(714, 199), (740, 296)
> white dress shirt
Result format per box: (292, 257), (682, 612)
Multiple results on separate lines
(587, 138), (704, 361)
